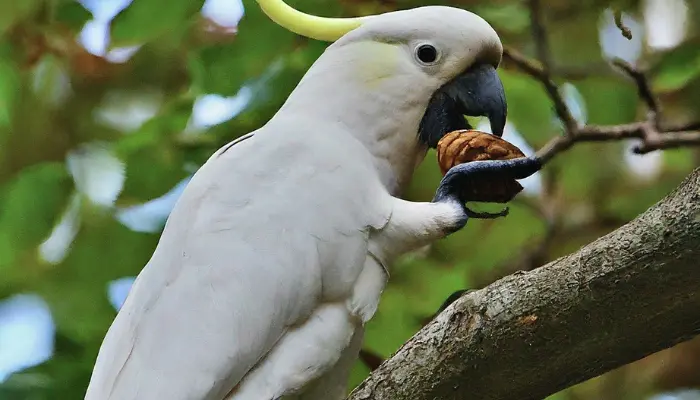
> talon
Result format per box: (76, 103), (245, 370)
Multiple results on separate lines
(465, 206), (509, 219)
(432, 156), (542, 233)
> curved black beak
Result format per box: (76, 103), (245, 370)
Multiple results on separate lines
(418, 63), (507, 148)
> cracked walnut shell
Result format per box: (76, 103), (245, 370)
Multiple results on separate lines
(436, 130), (527, 203)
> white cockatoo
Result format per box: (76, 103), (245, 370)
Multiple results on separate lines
(84, 1), (542, 399)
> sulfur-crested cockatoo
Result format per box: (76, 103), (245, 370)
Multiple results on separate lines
(84, 1), (542, 399)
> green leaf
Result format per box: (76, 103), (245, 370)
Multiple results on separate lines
(544, 392), (570, 400)
(31, 55), (70, 107)
(440, 201), (547, 271)
(0, 0), (41, 35)
(0, 163), (72, 277)
(55, 0), (93, 30)
(39, 217), (158, 342)
(189, 0), (297, 96)
(0, 44), (20, 129)
(555, 141), (624, 201)
(110, 0), (206, 47)
(652, 44), (700, 93)
(575, 77), (638, 125)
(500, 70), (555, 146)
(119, 141), (188, 202)
(475, 3), (530, 34)
(201, 40), (326, 142)
(662, 147), (696, 173)
(114, 108), (190, 201)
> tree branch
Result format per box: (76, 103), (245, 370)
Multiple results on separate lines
(348, 167), (700, 400)
(528, 0), (553, 71)
(502, 47), (700, 161)
(500, 49), (700, 162)
(613, 10), (633, 40)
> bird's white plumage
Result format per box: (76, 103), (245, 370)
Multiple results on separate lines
(85, 6), (506, 399)
(85, 119), (392, 399)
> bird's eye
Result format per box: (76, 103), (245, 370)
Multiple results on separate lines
(415, 44), (438, 64)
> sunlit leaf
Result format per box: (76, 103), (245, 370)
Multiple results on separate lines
(38, 193), (82, 265)
(643, 0), (690, 51)
(66, 143), (125, 208)
(188, 0), (295, 95)
(94, 88), (163, 132)
(652, 44), (700, 92)
(31, 55), (72, 107)
(116, 176), (190, 233)
(106, 276), (135, 310)
(0, 294), (55, 383)
(110, 0), (206, 46)
(0, 163), (72, 274)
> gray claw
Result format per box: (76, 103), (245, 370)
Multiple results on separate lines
(464, 206), (509, 219)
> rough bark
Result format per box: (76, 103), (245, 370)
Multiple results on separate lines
(348, 168), (700, 400)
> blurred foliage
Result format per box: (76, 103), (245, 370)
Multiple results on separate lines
(0, 0), (698, 399)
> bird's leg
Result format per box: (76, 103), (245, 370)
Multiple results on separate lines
(369, 198), (469, 262)
(433, 156), (542, 228)
(368, 156), (542, 264)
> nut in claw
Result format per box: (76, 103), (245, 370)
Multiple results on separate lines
(436, 129), (527, 203)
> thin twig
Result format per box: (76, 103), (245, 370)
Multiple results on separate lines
(611, 58), (658, 115)
(528, 0), (552, 70)
(614, 10), (633, 40)
(502, 46), (700, 162)
(499, 0), (700, 163)
(502, 48), (579, 135)
(519, 2), (580, 135)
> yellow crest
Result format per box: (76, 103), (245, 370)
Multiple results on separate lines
(255, 0), (369, 41)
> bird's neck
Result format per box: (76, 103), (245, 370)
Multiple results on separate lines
(274, 59), (433, 196)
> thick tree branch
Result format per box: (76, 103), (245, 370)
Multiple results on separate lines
(348, 167), (700, 400)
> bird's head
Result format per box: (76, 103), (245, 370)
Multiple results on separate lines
(257, 0), (507, 190)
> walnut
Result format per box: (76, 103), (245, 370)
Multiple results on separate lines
(436, 130), (527, 203)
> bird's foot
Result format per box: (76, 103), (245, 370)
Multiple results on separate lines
(432, 156), (542, 231)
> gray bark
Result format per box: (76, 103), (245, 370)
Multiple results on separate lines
(348, 167), (700, 400)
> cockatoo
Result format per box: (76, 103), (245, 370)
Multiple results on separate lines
(84, 0), (542, 399)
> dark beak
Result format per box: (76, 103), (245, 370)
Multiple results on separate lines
(418, 63), (507, 148)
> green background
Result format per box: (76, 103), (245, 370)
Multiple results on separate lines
(0, 0), (699, 398)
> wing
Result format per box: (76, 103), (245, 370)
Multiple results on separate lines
(84, 125), (391, 400)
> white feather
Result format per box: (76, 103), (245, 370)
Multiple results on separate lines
(85, 118), (392, 399)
